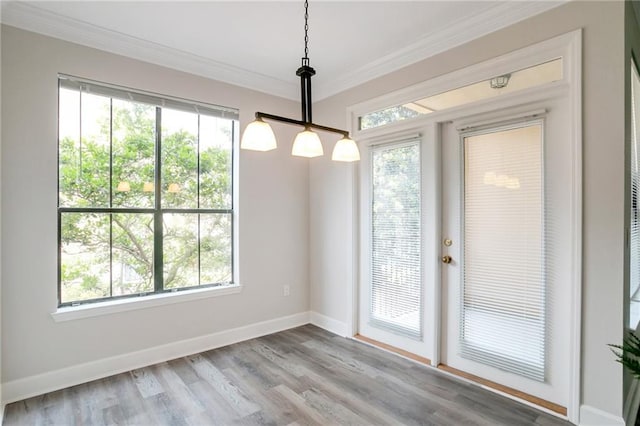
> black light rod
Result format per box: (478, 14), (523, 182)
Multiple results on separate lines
(255, 112), (349, 137)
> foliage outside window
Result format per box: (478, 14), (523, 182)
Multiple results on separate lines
(58, 77), (238, 306)
(370, 141), (422, 337)
(359, 106), (420, 131)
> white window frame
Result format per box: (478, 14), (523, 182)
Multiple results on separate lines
(54, 76), (242, 321)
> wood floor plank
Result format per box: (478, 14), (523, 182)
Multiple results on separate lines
(268, 384), (328, 426)
(301, 387), (370, 425)
(188, 353), (261, 418)
(3, 325), (572, 426)
(131, 367), (164, 399)
(301, 339), (381, 379)
(295, 370), (403, 425)
(152, 362), (206, 418)
(187, 378), (240, 423)
(108, 371), (149, 424)
(285, 352), (436, 425)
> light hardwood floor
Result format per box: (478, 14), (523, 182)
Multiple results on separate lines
(3, 325), (570, 425)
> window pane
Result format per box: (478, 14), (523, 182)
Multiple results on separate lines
(163, 213), (199, 289)
(462, 124), (545, 381)
(112, 100), (156, 208)
(58, 77), (238, 306)
(59, 91), (111, 207)
(360, 59), (562, 130)
(112, 213), (154, 296)
(59, 87), (80, 207)
(199, 115), (233, 209)
(370, 142), (422, 337)
(60, 213), (110, 303)
(162, 109), (198, 209)
(200, 213), (232, 284)
(359, 106), (420, 135)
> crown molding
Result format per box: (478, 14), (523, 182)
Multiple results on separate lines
(1, 1), (565, 102)
(0, 1), (299, 100)
(313, 1), (566, 100)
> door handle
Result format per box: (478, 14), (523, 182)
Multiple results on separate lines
(442, 255), (452, 264)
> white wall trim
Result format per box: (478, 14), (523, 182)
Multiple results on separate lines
(0, 2), (297, 100)
(316, 1), (566, 101)
(567, 28), (583, 424)
(348, 31), (581, 137)
(51, 284), (243, 322)
(309, 311), (348, 337)
(0, 1), (566, 102)
(579, 405), (625, 426)
(2, 311), (310, 405)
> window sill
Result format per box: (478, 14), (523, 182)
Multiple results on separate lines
(51, 284), (243, 322)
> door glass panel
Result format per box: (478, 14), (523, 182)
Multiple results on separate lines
(370, 141), (422, 337)
(462, 124), (545, 381)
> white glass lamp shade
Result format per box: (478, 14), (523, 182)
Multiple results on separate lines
(167, 183), (180, 193)
(331, 136), (360, 162)
(116, 181), (131, 192)
(143, 182), (154, 192)
(241, 118), (277, 151)
(292, 128), (323, 158)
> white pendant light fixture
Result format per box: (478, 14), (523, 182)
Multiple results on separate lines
(241, 0), (359, 162)
(240, 117), (277, 151)
(116, 181), (131, 192)
(332, 136), (360, 162)
(292, 127), (323, 158)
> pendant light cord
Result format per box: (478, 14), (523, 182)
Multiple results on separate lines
(303, 0), (309, 65)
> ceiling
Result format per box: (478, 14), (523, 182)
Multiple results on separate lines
(0, 1), (565, 101)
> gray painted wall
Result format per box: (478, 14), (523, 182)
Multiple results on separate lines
(310, 0), (626, 418)
(0, 0), (631, 421)
(1, 25), (309, 384)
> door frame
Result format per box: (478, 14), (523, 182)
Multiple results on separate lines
(356, 129), (439, 360)
(345, 30), (582, 423)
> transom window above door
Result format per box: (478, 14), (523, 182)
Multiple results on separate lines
(358, 58), (562, 131)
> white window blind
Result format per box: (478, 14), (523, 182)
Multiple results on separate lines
(59, 75), (238, 120)
(630, 61), (640, 330)
(461, 124), (546, 381)
(370, 141), (422, 338)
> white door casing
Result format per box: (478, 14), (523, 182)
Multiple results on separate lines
(348, 30), (581, 422)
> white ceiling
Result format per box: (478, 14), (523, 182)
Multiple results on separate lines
(0, 1), (565, 100)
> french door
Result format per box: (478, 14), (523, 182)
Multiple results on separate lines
(358, 135), (436, 359)
(359, 97), (573, 409)
(441, 97), (571, 408)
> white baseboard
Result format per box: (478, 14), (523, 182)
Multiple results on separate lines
(309, 311), (348, 337)
(2, 311), (310, 405)
(580, 405), (625, 426)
